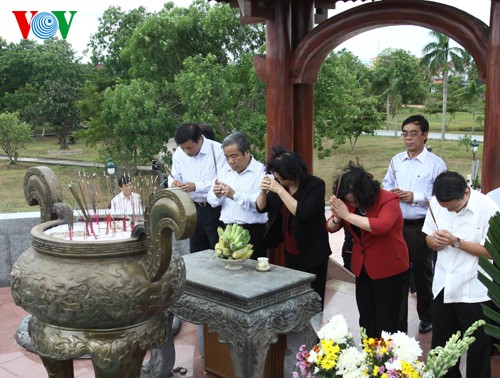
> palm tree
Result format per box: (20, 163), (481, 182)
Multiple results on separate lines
(421, 31), (466, 139)
(455, 51), (486, 135)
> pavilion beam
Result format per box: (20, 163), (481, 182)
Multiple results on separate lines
(291, 0), (315, 172)
(483, 0), (500, 192)
(265, 0), (293, 158)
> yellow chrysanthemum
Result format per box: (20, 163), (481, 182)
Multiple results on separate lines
(401, 361), (421, 378)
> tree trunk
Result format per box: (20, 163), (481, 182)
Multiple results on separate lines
(386, 96), (390, 130)
(441, 69), (448, 140)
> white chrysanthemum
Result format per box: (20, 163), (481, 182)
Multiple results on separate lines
(306, 349), (319, 364)
(317, 314), (351, 344)
(385, 359), (402, 371)
(385, 331), (423, 362)
(336, 346), (365, 377)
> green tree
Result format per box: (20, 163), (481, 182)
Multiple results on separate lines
(100, 79), (176, 168)
(123, 0), (265, 82)
(314, 50), (384, 156)
(0, 112), (32, 164)
(421, 31), (466, 139)
(174, 53), (266, 152)
(86, 5), (150, 78)
(371, 48), (427, 127)
(454, 51), (485, 134)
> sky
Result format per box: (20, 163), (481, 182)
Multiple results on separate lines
(0, 0), (491, 63)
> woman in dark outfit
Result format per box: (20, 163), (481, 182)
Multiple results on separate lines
(256, 146), (332, 306)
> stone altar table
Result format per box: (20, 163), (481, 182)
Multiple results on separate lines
(171, 250), (322, 378)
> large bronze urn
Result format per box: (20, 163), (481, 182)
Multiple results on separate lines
(10, 167), (196, 377)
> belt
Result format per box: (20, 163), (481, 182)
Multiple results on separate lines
(194, 201), (208, 207)
(404, 218), (425, 225)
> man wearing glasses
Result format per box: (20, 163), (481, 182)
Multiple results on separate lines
(382, 114), (447, 334)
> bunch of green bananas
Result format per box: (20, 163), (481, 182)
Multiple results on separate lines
(214, 223), (253, 260)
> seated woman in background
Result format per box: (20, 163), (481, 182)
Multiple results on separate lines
(256, 146), (331, 306)
(326, 161), (409, 337)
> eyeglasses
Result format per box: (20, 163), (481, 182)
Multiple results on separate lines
(401, 131), (423, 138)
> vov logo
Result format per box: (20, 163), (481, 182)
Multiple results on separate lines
(12, 11), (77, 40)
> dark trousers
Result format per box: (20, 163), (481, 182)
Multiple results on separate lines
(285, 252), (329, 307)
(403, 221), (434, 322)
(432, 290), (492, 378)
(224, 223), (267, 260)
(191, 204), (222, 253)
(356, 268), (410, 338)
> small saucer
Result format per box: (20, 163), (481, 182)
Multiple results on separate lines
(256, 265), (271, 272)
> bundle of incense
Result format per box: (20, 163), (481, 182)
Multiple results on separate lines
(390, 159), (399, 187)
(424, 195), (439, 230)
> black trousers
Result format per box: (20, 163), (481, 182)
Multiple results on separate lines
(356, 268), (410, 338)
(432, 290), (492, 378)
(403, 221), (434, 322)
(190, 203), (222, 253)
(285, 252), (329, 307)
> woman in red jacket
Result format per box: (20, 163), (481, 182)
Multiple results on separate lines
(326, 161), (410, 338)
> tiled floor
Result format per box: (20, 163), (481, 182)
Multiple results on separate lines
(1, 227), (499, 377)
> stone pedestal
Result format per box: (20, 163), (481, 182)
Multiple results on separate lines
(171, 250), (321, 378)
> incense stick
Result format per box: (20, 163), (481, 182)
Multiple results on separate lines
(424, 195), (439, 230)
(211, 143), (219, 181)
(390, 159), (399, 188)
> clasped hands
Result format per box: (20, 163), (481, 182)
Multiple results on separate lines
(430, 229), (456, 250)
(259, 175), (282, 194)
(390, 188), (414, 204)
(213, 180), (234, 199)
(172, 180), (195, 193)
(329, 195), (349, 220)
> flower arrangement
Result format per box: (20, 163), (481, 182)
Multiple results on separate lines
(293, 314), (484, 378)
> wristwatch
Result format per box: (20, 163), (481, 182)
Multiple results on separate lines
(453, 237), (461, 248)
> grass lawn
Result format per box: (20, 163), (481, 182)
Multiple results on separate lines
(1, 131), (481, 213)
(313, 133), (481, 199)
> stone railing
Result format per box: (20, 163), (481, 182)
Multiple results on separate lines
(0, 212), (40, 287)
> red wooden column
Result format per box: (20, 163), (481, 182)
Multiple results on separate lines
(291, 0), (315, 171)
(483, 0), (500, 193)
(265, 0), (293, 157)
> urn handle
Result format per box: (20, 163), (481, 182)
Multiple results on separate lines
(24, 166), (64, 223)
(141, 189), (196, 282)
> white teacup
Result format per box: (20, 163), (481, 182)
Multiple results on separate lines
(257, 257), (270, 271)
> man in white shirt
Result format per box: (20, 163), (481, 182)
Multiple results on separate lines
(110, 176), (143, 219)
(169, 123), (227, 253)
(382, 114), (447, 334)
(207, 131), (268, 259)
(423, 171), (498, 378)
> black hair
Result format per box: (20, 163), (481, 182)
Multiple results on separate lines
(266, 146), (308, 181)
(402, 114), (429, 133)
(198, 122), (216, 141)
(221, 132), (250, 154)
(117, 176), (131, 188)
(174, 123), (202, 144)
(432, 171), (468, 202)
(332, 161), (380, 210)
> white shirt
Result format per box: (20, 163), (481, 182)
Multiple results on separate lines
(382, 147), (447, 220)
(110, 192), (143, 216)
(169, 136), (227, 203)
(487, 187), (500, 207)
(207, 156), (268, 225)
(422, 190), (499, 303)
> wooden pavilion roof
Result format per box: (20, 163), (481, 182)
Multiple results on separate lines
(212, 0), (377, 24)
